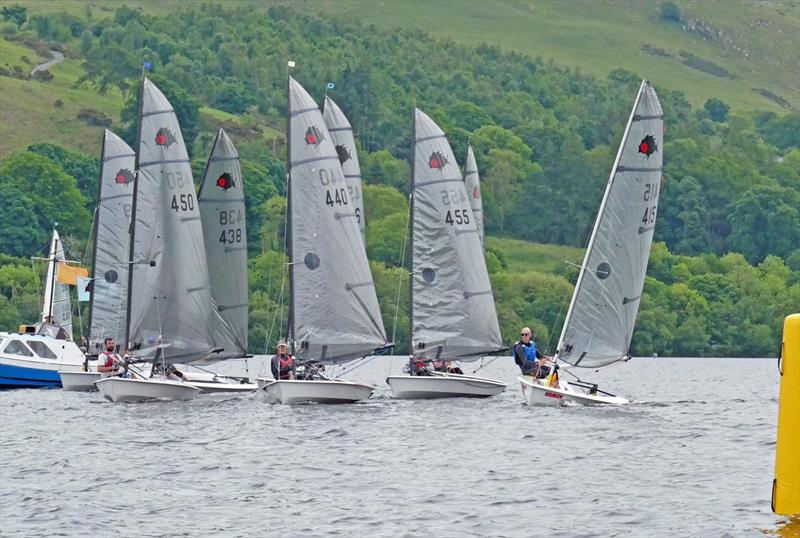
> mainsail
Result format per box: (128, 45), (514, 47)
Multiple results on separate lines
(557, 80), (664, 368)
(463, 145), (484, 246)
(198, 128), (248, 358)
(288, 77), (387, 363)
(322, 95), (366, 242)
(41, 229), (72, 339)
(88, 129), (135, 351)
(411, 109), (503, 361)
(126, 78), (221, 364)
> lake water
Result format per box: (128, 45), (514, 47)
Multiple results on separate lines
(1, 356), (796, 537)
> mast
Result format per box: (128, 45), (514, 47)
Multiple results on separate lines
(46, 232), (58, 321)
(86, 130), (107, 349)
(286, 74), (295, 356)
(124, 76), (145, 351)
(197, 128), (222, 194)
(554, 79), (647, 359)
(408, 108), (416, 359)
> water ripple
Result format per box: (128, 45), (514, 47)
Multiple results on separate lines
(0, 357), (785, 537)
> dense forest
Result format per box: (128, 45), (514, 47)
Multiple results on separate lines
(0, 3), (798, 357)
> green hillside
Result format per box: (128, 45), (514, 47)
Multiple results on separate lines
(8, 0), (800, 114)
(311, 0), (798, 112)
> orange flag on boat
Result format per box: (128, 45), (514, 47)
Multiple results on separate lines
(55, 262), (88, 286)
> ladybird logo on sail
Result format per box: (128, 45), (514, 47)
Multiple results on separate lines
(155, 127), (177, 148)
(428, 151), (448, 171)
(335, 144), (351, 164)
(305, 126), (324, 147)
(216, 172), (235, 191)
(471, 186), (481, 200)
(638, 135), (658, 158)
(114, 168), (134, 187)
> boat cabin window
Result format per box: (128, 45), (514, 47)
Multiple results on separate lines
(27, 340), (58, 359)
(3, 340), (34, 357)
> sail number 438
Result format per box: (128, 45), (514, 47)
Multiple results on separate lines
(219, 209), (243, 244)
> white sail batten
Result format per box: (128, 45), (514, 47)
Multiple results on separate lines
(127, 78), (223, 364)
(41, 229), (72, 339)
(198, 128), (249, 359)
(288, 77), (387, 364)
(322, 95), (366, 243)
(411, 109), (503, 361)
(556, 80), (664, 368)
(88, 129), (135, 351)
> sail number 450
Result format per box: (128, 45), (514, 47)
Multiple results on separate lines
(170, 193), (195, 212)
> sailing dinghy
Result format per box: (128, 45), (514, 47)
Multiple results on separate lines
(386, 109), (506, 399)
(257, 77), (389, 404)
(519, 80), (663, 406)
(96, 78), (231, 403)
(186, 128), (257, 393)
(61, 130), (134, 391)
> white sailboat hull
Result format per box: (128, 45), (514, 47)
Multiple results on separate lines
(518, 375), (628, 406)
(386, 373), (506, 399)
(95, 376), (200, 403)
(260, 379), (373, 404)
(188, 380), (258, 394)
(59, 371), (101, 391)
(178, 371), (257, 393)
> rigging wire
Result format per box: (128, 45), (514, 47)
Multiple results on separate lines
(261, 201), (290, 376)
(388, 195), (412, 377)
(391, 196), (411, 346)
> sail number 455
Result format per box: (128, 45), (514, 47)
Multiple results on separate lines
(445, 208), (470, 226)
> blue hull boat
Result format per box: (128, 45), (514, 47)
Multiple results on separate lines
(0, 330), (86, 390)
(0, 362), (63, 389)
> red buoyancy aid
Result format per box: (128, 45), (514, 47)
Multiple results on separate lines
(279, 355), (294, 379)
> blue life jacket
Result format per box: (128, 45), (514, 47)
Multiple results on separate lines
(513, 341), (538, 366)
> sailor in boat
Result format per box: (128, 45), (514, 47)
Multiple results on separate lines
(97, 337), (124, 378)
(433, 360), (463, 374)
(405, 355), (432, 376)
(513, 327), (553, 379)
(270, 341), (295, 380)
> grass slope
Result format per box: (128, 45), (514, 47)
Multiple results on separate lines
(311, 0), (798, 112)
(0, 33), (278, 158)
(487, 236), (583, 275)
(10, 0), (798, 113)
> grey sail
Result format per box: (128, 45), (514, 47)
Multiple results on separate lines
(41, 229), (72, 339)
(127, 78), (220, 364)
(322, 95), (366, 242)
(88, 129), (135, 351)
(288, 77), (387, 364)
(556, 80), (664, 368)
(411, 109), (503, 361)
(463, 145), (485, 246)
(198, 128), (248, 358)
